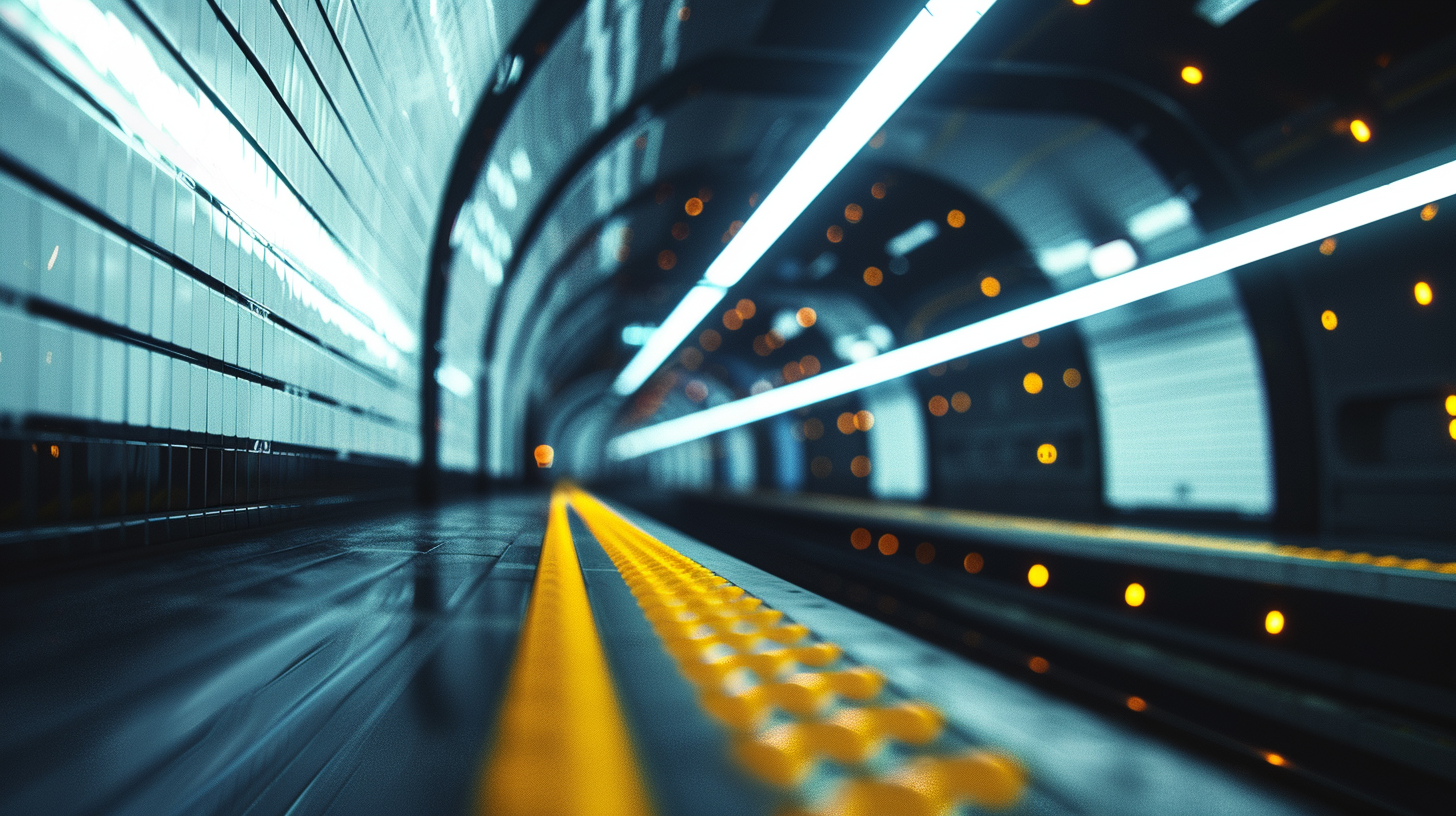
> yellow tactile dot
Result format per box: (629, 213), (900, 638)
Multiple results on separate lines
(805, 715), (881, 764)
(763, 623), (812, 645)
(823, 751), (1027, 816)
(938, 751), (1028, 808)
(792, 642), (844, 667)
(826, 777), (945, 816)
(876, 703), (945, 744)
(701, 687), (771, 730)
(768, 673), (835, 715)
(827, 667), (886, 700)
(735, 724), (815, 786)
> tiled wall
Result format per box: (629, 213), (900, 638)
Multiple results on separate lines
(0, 0), (517, 558)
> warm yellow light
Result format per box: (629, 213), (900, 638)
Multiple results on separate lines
(1071, 0), (1091, 5)
(723, 310), (743, 330)
(1021, 333), (1039, 348)
(1264, 753), (1287, 767)
(1446, 395), (1456, 416)
(1320, 310), (1337, 331)
(871, 182), (887, 199)
(877, 534), (899, 555)
(1124, 583), (1146, 607)
(951, 391), (971, 413)
(837, 413), (857, 434)
(963, 552), (984, 573)
(1318, 237), (1337, 255)
(1027, 564), (1049, 588)
(657, 249), (676, 270)
(796, 307), (816, 327)
(928, 395), (949, 416)
(1023, 372), (1044, 394)
(1063, 368), (1082, 388)
(49, 444), (60, 459)
(853, 410), (875, 432)
(1037, 443), (1057, 464)
(1028, 656), (1049, 673)
(1126, 696), (1147, 712)
(1414, 281), (1433, 305)
(947, 209), (966, 228)
(1180, 66), (1203, 85)
(850, 455), (872, 478)
(863, 266), (883, 286)
(851, 528), (872, 550)
(684, 197), (704, 216)
(534, 444), (555, 468)
(845, 203), (863, 223)
(1349, 119), (1371, 143)
(1449, 418), (1456, 441)
(827, 225), (844, 243)
(736, 299), (756, 319)
(1420, 202), (1438, 221)
(980, 276), (1001, 297)
(1264, 610), (1285, 634)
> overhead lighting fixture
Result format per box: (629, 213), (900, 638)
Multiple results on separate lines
(1195, 0), (1262, 27)
(1088, 239), (1139, 279)
(611, 0), (1000, 396)
(610, 154), (1456, 459)
(886, 220), (941, 257)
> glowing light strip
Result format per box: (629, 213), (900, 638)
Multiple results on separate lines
(610, 156), (1456, 460)
(477, 488), (654, 815)
(612, 0), (999, 395)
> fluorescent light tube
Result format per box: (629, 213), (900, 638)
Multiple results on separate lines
(611, 0), (1000, 396)
(886, 220), (941, 257)
(610, 155), (1456, 460)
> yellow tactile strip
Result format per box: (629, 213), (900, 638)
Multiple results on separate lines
(477, 490), (655, 816)
(758, 493), (1456, 575)
(567, 486), (1027, 816)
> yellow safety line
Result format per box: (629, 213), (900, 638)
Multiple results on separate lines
(565, 486), (1027, 816)
(478, 488), (655, 816)
(757, 492), (1456, 575)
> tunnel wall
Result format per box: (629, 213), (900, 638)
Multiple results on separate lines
(0, 0), (515, 559)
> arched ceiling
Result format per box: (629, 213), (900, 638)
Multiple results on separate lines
(434, 0), (1456, 526)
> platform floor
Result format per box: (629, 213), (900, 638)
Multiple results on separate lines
(0, 490), (1335, 816)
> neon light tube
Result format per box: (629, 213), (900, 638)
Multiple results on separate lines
(610, 155), (1456, 460)
(611, 0), (999, 396)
